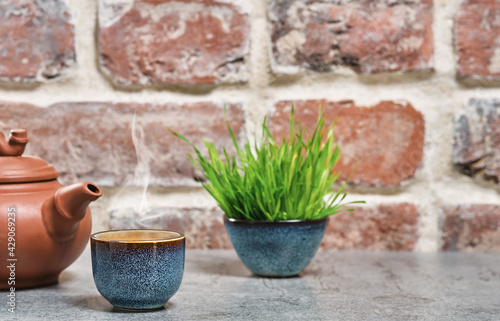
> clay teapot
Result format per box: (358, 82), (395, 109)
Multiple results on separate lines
(0, 129), (102, 289)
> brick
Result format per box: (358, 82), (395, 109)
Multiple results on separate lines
(109, 203), (420, 251)
(0, 101), (245, 187)
(321, 203), (419, 251)
(453, 98), (500, 182)
(0, 0), (75, 82)
(271, 100), (425, 187)
(109, 207), (232, 249)
(455, 0), (500, 79)
(441, 205), (500, 252)
(98, 0), (250, 85)
(269, 0), (433, 74)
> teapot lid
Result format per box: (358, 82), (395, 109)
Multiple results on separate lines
(0, 129), (59, 183)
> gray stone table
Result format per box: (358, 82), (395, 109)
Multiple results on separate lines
(4, 249), (500, 320)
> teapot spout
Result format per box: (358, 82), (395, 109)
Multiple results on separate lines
(42, 182), (102, 242)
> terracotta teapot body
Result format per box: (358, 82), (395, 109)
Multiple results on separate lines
(0, 130), (102, 289)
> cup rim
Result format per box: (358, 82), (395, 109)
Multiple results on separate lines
(90, 229), (185, 243)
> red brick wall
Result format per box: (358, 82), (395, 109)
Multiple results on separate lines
(1, 0), (500, 251)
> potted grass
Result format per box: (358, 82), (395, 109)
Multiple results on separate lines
(170, 105), (363, 277)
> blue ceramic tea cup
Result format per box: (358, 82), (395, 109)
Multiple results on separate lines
(90, 229), (185, 311)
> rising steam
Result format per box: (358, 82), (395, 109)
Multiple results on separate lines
(107, 113), (164, 228)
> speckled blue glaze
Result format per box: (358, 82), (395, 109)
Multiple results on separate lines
(224, 217), (328, 277)
(90, 230), (185, 311)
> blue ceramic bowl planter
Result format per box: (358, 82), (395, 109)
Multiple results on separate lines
(224, 216), (329, 277)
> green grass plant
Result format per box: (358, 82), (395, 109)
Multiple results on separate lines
(170, 105), (364, 221)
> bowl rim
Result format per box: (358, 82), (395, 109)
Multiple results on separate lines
(223, 216), (329, 226)
(90, 229), (185, 243)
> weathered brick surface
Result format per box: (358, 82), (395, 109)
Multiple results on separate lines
(269, 0), (433, 74)
(0, 0), (75, 82)
(455, 0), (500, 79)
(453, 98), (500, 182)
(441, 205), (500, 252)
(271, 100), (425, 187)
(109, 207), (232, 249)
(108, 203), (419, 251)
(98, 0), (250, 85)
(0, 101), (245, 187)
(321, 203), (419, 251)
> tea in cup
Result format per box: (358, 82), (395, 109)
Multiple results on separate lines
(90, 229), (185, 311)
